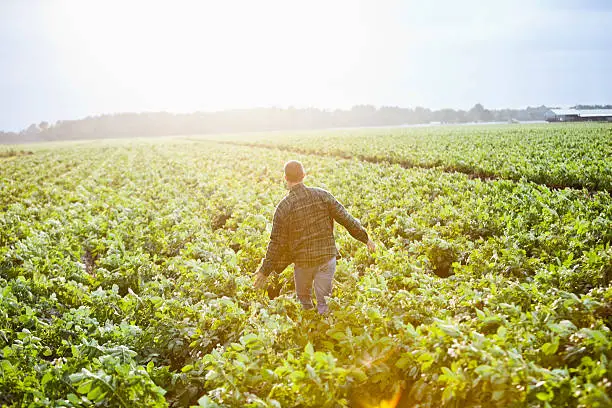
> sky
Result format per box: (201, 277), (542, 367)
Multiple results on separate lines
(1, 0), (611, 131)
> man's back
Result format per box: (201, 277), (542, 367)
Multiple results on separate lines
(258, 182), (369, 276)
(280, 184), (342, 267)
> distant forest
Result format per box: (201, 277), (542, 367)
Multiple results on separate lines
(0, 103), (599, 144)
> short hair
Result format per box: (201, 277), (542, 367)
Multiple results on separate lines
(284, 160), (305, 182)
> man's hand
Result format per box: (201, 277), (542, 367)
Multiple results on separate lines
(366, 239), (376, 252)
(253, 272), (268, 289)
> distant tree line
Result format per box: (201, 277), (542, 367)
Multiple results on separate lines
(0, 104), (554, 143)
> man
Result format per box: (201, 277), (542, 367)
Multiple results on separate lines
(254, 160), (376, 314)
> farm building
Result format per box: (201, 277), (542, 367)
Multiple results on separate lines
(545, 108), (612, 122)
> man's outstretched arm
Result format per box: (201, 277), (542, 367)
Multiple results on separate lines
(326, 192), (375, 251)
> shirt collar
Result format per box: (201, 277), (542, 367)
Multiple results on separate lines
(289, 182), (305, 192)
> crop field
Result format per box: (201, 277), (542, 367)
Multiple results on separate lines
(208, 123), (612, 192)
(1, 124), (611, 407)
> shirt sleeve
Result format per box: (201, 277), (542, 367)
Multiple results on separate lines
(257, 205), (291, 276)
(326, 192), (369, 244)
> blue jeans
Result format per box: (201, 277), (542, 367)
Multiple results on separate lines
(294, 257), (336, 314)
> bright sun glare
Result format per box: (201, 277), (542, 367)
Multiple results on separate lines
(48, 0), (371, 112)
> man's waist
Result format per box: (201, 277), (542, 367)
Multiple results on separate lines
(293, 249), (339, 268)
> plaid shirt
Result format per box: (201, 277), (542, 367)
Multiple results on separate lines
(258, 183), (369, 276)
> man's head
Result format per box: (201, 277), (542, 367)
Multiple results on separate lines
(284, 160), (305, 185)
